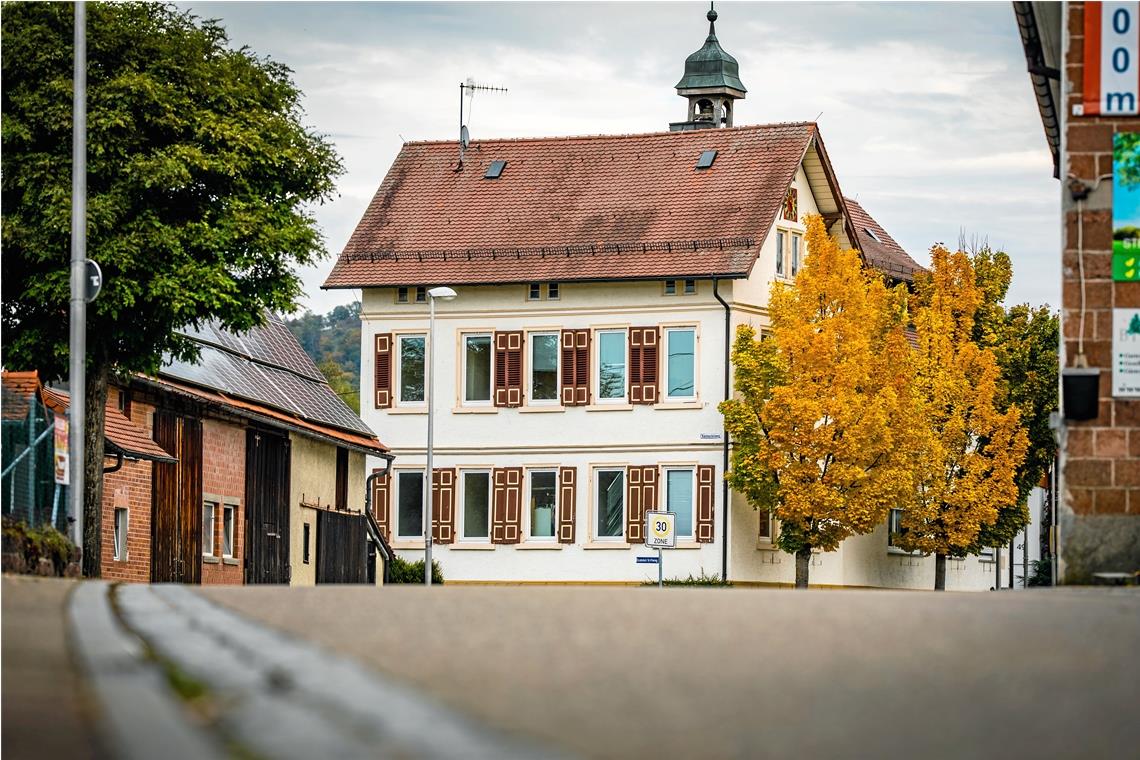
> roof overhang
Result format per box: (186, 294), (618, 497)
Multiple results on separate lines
(1013, 1), (1062, 178)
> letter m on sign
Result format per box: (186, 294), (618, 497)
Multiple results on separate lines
(1084, 2), (1140, 115)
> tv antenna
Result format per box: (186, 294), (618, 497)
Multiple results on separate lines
(458, 78), (508, 169)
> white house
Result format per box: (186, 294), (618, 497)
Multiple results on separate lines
(324, 7), (1013, 589)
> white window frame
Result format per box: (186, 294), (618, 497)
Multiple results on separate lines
(775, 230), (786, 277)
(113, 507), (128, 561)
(222, 503), (236, 558)
(396, 469), (426, 539)
(396, 287), (409, 304)
(791, 232), (802, 276)
(683, 279), (697, 295)
(663, 467), (695, 540)
(663, 280), (678, 296)
(527, 331), (561, 406)
(525, 469), (559, 541)
(527, 282), (542, 301)
(461, 332), (494, 406)
(758, 509), (775, 543)
(396, 333), (427, 406)
(547, 282), (560, 300)
(594, 329), (628, 404)
(458, 469), (492, 542)
(664, 326), (697, 401)
(202, 501), (216, 557)
(593, 466), (626, 542)
(414, 286), (427, 303)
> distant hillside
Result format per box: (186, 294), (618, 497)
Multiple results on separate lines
(284, 302), (361, 413)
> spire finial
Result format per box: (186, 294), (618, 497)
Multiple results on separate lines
(707, 2), (718, 33)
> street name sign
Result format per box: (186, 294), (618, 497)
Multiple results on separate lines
(636, 556), (660, 564)
(645, 511), (676, 549)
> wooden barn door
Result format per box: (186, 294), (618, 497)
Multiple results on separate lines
(315, 510), (367, 584)
(244, 429), (291, 584)
(151, 412), (203, 583)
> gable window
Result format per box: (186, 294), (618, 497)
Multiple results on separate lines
(665, 328), (696, 400)
(397, 471), (424, 538)
(222, 504), (235, 558)
(461, 471), (491, 540)
(528, 470), (558, 540)
(791, 233), (802, 276)
(463, 334), (493, 404)
(202, 501), (216, 557)
(595, 468), (625, 539)
(113, 507), (128, 561)
(665, 468), (694, 539)
(528, 332), (560, 403)
(683, 279), (697, 295)
(775, 230), (786, 276)
(596, 329), (627, 401)
(397, 335), (426, 404)
(664, 280), (677, 296)
(397, 287), (409, 303)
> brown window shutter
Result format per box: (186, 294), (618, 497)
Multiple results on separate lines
(560, 329), (590, 406)
(629, 327), (659, 404)
(494, 332), (524, 407)
(696, 465), (716, 543)
(374, 333), (393, 409)
(558, 466), (577, 544)
(625, 466), (657, 543)
(491, 467), (523, 544)
(432, 468), (456, 544)
(371, 468), (391, 541)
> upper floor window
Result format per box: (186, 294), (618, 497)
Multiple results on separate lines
(665, 328), (696, 400)
(596, 329), (627, 401)
(595, 468), (625, 539)
(397, 471), (424, 538)
(202, 501), (217, 557)
(528, 283), (561, 301)
(113, 507), (128, 561)
(548, 282), (560, 300)
(529, 332), (560, 404)
(887, 508), (904, 549)
(791, 233), (802, 276)
(398, 335), (426, 404)
(664, 279), (698, 296)
(528, 470), (558, 540)
(222, 504), (235, 558)
(683, 279), (696, 295)
(463, 334), (493, 404)
(396, 286), (427, 304)
(664, 280), (677, 295)
(775, 230), (786, 277)
(665, 468), (694, 539)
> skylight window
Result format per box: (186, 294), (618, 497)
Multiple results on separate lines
(484, 160), (507, 179)
(696, 150), (717, 169)
(864, 227), (880, 243)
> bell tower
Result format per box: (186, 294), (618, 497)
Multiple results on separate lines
(670, 3), (747, 132)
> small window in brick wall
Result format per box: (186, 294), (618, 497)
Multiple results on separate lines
(303, 523), (311, 564)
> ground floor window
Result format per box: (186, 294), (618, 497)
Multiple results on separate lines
(397, 471), (424, 538)
(595, 468), (625, 539)
(222, 504), (235, 558)
(758, 510), (774, 541)
(113, 507), (128, 561)
(664, 468), (694, 539)
(202, 502), (216, 557)
(887, 508), (904, 549)
(462, 471), (491, 540)
(529, 470), (557, 539)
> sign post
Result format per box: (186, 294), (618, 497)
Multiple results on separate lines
(645, 511), (676, 588)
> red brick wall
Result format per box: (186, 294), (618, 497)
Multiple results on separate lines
(101, 396), (155, 583)
(200, 418), (245, 584)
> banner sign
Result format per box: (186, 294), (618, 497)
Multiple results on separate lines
(1112, 308), (1140, 396)
(1114, 133), (1140, 280)
(1083, 2), (1140, 116)
(53, 414), (69, 485)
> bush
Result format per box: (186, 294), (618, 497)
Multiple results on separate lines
(2, 517), (79, 576)
(644, 569), (732, 587)
(387, 555), (444, 584)
(1028, 558), (1053, 587)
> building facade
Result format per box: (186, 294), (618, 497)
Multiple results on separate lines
(329, 8), (1011, 588)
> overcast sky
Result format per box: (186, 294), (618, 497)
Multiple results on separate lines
(181, 1), (1060, 314)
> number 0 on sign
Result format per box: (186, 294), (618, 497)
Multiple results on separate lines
(645, 511), (676, 549)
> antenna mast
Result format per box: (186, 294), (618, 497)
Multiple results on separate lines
(458, 79), (508, 169)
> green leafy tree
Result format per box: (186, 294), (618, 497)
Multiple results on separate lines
(2, 3), (343, 576)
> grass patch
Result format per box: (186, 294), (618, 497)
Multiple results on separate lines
(643, 569), (732, 587)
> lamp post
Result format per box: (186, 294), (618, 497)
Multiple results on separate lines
(425, 286), (458, 586)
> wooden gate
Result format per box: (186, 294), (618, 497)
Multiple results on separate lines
(244, 429), (291, 584)
(316, 510), (368, 584)
(151, 412), (203, 583)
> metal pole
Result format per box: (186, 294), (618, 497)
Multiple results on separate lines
(69, 1), (87, 553)
(658, 546), (663, 588)
(424, 295), (435, 586)
(1009, 536), (1015, 589)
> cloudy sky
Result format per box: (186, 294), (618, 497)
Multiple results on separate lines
(182, 1), (1060, 314)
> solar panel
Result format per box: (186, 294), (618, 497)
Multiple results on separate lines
(696, 150), (717, 169)
(484, 160), (507, 179)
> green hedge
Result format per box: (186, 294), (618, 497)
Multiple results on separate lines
(387, 555), (444, 584)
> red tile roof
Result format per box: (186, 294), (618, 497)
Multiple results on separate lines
(324, 123), (819, 288)
(844, 197), (924, 282)
(1, 370), (40, 421)
(34, 384), (176, 463)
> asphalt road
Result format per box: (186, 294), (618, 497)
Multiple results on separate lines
(199, 585), (1140, 759)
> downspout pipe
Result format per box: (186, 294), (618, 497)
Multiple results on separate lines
(364, 455), (395, 581)
(102, 451), (124, 474)
(713, 278), (731, 582)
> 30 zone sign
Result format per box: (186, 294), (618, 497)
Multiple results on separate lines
(1084, 2), (1140, 115)
(645, 511), (676, 549)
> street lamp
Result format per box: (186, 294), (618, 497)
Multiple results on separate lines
(425, 286), (457, 586)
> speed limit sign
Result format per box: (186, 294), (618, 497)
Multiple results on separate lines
(645, 511), (676, 549)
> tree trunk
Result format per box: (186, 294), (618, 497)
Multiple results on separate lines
(934, 552), (947, 591)
(795, 548), (811, 589)
(81, 362), (109, 578)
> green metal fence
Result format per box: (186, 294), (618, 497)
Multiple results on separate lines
(1, 392), (69, 533)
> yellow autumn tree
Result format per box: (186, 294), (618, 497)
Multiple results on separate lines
(720, 216), (924, 588)
(893, 246), (1029, 590)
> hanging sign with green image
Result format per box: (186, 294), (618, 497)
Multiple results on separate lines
(1113, 132), (1140, 281)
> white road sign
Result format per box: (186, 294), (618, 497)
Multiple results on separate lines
(645, 511), (676, 549)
